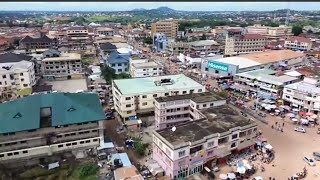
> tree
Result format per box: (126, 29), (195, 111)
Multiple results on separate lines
(117, 73), (131, 79)
(134, 140), (146, 156)
(292, 26), (303, 36)
(79, 163), (99, 178)
(143, 37), (153, 45)
(101, 66), (117, 84)
(217, 91), (229, 98)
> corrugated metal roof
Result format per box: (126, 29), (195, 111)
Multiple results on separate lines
(0, 92), (105, 134)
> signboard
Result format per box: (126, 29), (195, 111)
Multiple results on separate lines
(207, 61), (229, 72)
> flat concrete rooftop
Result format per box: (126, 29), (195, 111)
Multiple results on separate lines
(157, 105), (255, 146)
(155, 92), (226, 103)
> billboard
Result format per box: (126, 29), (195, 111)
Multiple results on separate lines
(207, 61), (229, 72)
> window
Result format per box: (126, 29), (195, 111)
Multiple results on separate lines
(70, 133), (76, 136)
(232, 134), (238, 139)
(23, 84), (28, 87)
(142, 95), (147, 98)
(66, 143), (71, 146)
(125, 97), (131, 100)
(126, 104), (131, 108)
(203, 104), (207, 108)
(153, 94), (158, 98)
(179, 150), (185, 157)
(198, 89), (202, 92)
(85, 140), (90, 143)
(20, 140), (27, 144)
(182, 91), (187, 94)
(72, 142), (77, 145)
(210, 103), (214, 107)
(208, 150), (213, 156)
(80, 141), (84, 144)
(118, 63), (122, 66)
(112, 64), (115, 67)
(165, 93), (169, 96)
(7, 153), (13, 156)
(21, 78), (24, 82)
(231, 142), (237, 148)
(58, 144), (63, 148)
(2, 75), (6, 78)
(208, 141), (214, 147)
(286, 89), (292, 93)
(127, 110), (132, 114)
(93, 139), (98, 142)
(13, 152), (19, 155)
(142, 102), (147, 106)
(0, 154), (4, 158)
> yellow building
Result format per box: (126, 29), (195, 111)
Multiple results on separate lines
(151, 20), (179, 39)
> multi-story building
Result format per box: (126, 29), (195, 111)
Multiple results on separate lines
(246, 24), (293, 39)
(152, 104), (257, 179)
(19, 35), (56, 50)
(96, 27), (114, 37)
(224, 29), (266, 56)
(151, 20), (179, 39)
(112, 74), (205, 120)
(284, 36), (312, 51)
(129, 61), (163, 78)
(105, 51), (130, 74)
(154, 92), (226, 130)
(0, 60), (36, 101)
(188, 40), (220, 56)
(66, 26), (91, 49)
(41, 53), (84, 80)
(0, 92), (105, 163)
(282, 77), (320, 113)
(167, 42), (190, 56)
(153, 33), (168, 52)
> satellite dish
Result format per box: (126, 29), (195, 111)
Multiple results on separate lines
(171, 126), (176, 132)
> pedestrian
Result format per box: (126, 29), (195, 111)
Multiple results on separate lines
(275, 122), (278, 126)
(283, 122), (285, 127)
(273, 178), (275, 180)
(271, 125), (274, 129)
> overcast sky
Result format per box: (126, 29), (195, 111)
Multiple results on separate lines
(0, 2), (319, 11)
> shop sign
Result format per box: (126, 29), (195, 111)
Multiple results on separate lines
(207, 61), (229, 72)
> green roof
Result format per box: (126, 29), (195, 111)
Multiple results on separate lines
(0, 93), (105, 134)
(113, 74), (204, 95)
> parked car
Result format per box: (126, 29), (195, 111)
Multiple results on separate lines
(252, 177), (263, 180)
(294, 127), (306, 133)
(258, 112), (266, 118)
(303, 156), (316, 166)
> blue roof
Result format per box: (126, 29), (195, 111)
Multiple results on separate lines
(111, 153), (132, 167)
(107, 51), (130, 64)
(0, 93), (105, 134)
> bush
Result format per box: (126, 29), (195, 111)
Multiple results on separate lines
(78, 163), (99, 178)
(134, 140), (146, 156)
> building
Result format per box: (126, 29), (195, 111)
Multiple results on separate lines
(152, 105), (257, 179)
(96, 27), (114, 37)
(224, 31), (266, 56)
(41, 53), (84, 80)
(246, 24), (293, 39)
(235, 69), (300, 99)
(0, 60), (36, 100)
(66, 26), (91, 49)
(153, 33), (168, 52)
(282, 77), (320, 113)
(167, 42), (190, 56)
(130, 61), (163, 78)
(188, 40), (220, 56)
(151, 20), (179, 39)
(0, 37), (13, 53)
(19, 35), (56, 50)
(0, 92), (105, 162)
(201, 50), (305, 77)
(114, 166), (144, 180)
(112, 74), (206, 120)
(105, 51), (130, 74)
(154, 92), (226, 130)
(99, 42), (117, 56)
(284, 36), (312, 51)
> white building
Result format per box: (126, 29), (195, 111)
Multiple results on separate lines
(130, 61), (163, 78)
(112, 74), (206, 120)
(0, 60), (36, 100)
(282, 77), (320, 113)
(284, 36), (312, 51)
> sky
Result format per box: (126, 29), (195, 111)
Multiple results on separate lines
(0, 2), (319, 12)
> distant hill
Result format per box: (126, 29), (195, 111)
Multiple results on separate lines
(131, 8), (147, 11)
(153, 6), (176, 12)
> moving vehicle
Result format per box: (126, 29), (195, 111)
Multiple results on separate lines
(303, 156), (316, 166)
(294, 127), (306, 133)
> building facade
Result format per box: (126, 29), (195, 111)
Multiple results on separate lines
(282, 77), (320, 113)
(153, 33), (168, 52)
(224, 30), (266, 57)
(0, 93), (105, 163)
(105, 51), (130, 74)
(66, 26), (91, 50)
(0, 60), (36, 100)
(246, 24), (293, 39)
(129, 61), (163, 78)
(112, 74), (206, 120)
(19, 35), (56, 50)
(41, 53), (84, 80)
(96, 27), (114, 37)
(152, 105), (257, 179)
(151, 20), (179, 39)
(284, 36), (312, 51)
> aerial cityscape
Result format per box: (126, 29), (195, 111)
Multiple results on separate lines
(0, 1), (320, 180)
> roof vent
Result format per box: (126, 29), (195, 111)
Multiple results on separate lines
(67, 106), (76, 112)
(13, 112), (22, 118)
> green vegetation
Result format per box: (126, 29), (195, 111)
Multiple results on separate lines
(82, 57), (95, 66)
(134, 138), (147, 156)
(101, 66), (132, 84)
(217, 91), (229, 98)
(19, 161), (99, 180)
(292, 25), (303, 36)
(143, 37), (153, 45)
